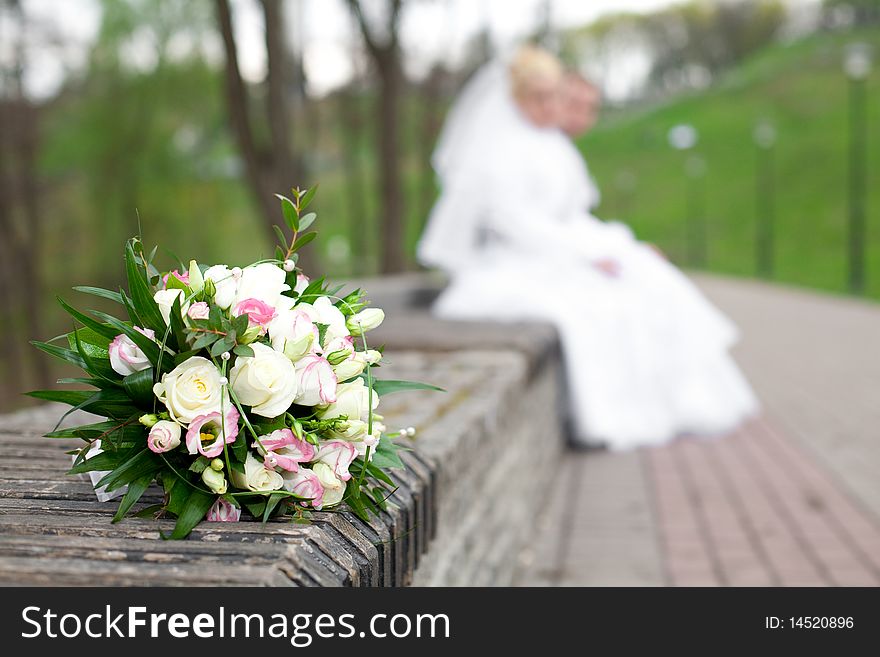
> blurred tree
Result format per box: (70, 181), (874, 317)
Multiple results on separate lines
(0, 0), (51, 394)
(215, 0), (316, 272)
(563, 0), (786, 99)
(824, 0), (880, 25)
(345, 0), (407, 273)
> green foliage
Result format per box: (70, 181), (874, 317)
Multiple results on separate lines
(579, 29), (880, 297)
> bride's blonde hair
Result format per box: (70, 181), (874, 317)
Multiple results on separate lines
(509, 45), (563, 100)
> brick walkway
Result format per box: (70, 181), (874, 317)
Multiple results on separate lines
(515, 275), (880, 586)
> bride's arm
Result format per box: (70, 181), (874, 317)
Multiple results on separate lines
(480, 176), (614, 261)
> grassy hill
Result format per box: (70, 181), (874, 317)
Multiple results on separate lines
(576, 28), (880, 299)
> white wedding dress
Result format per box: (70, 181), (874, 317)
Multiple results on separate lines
(417, 62), (759, 450)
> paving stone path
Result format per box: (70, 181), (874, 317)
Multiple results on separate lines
(515, 275), (880, 586)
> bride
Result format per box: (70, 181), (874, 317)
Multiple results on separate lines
(417, 46), (758, 450)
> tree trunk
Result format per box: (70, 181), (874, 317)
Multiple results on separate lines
(339, 87), (369, 273)
(376, 53), (406, 273)
(12, 99), (50, 388)
(215, 0), (316, 272)
(0, 105), (25, 404)
(260, 0), (315, 272)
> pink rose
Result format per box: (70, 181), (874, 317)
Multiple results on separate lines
(206, 498), (240, 522)
(315, 440), (357, 482)
(187, 301), (210, 321)
(147, 420), (182, 454)
(257, 428), (315, 472)
(281, 468), (325, 509)
(233, 297), (277, 330)
(185, 407), (240, 458)
(293, 354), (338, 406)
(108, 326), (155, 376)
(162, 269), (189, 289)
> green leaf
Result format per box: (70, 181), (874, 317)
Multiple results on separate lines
(233, 344), (254, 358)
(67, 328), (111, 357)
(112, 474), (155, 523)
(371, 434), (407, 470)
(210, 337), (234, 357)
(164, 273), (190, 294)
(278, 195), (298, 231)
(167, 489), (215, 540)
(361, 458), (398, 485)
(27, 388), (94, 406)
(191, 332), (220, 350)
(242, 497), (266, 518)
(298, 212), (316, 232)
(125, 239), (166, 334)
(55, 377), (120, 390)
(291, 231), (317, 252)
(262, 492), (286, 523)
(95, 448), (162, 493)
(299, 185), (317, 210)
(122, 368), (155, 407)
(133, 504), (164, 519)
(344, 478), (370, 521)
(188, 456), (210, 474)
(230, 431), (247, 463)
(165, 477), (188, 516)
(70, 327), (117, 382)
(231, 312), (249, 336)
(167, 293), (187, 352)
(46, 417), (142, 444)
(57, 297), (120, 340)
(371, 486), (389, 511)
(273, 224), (288, 248)
(68, 449), (125, 475)
(31, 341), (88, 371)
(89, 311), (161, 366)
(370, 379), (445, 396)
(73, 286), (123, 304)
(120, 288), (144, 329)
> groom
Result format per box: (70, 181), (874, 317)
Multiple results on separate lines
(555, 73), (623, 277)
(559, 72), (602, 139)
(558, 72), (666, 269)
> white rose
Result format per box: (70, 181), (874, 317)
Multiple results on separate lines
(152, 356), (227, 424)
(230, 452), (283, 492)
(346, 308), (385, 336)
(204, 264), (238, 309)
(108, 327), (155, 376)
(294, 354), (338, 406)
(317, 378), (379, 423)
(153, 288), (189, 326)
(312, 462), (345, 507)
(233, 263), (290, 309)
(229, 342), (298, 418)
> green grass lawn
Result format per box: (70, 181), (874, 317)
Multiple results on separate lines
(577, 28), (880, 299)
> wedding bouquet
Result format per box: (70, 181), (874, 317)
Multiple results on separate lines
(29, 187), (438, 539)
